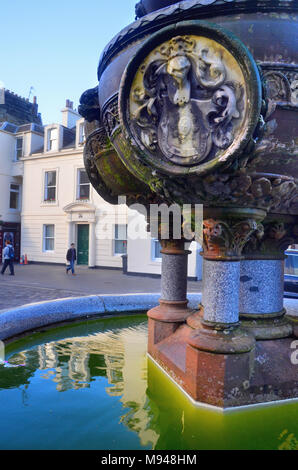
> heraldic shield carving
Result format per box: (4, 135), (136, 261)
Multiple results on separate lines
(120, 21), (262, 176)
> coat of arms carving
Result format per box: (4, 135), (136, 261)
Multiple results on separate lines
(128, 35), (245, 167)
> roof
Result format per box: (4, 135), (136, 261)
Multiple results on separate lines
(0, 121), (44, 135)
(0, 89), (42, 126)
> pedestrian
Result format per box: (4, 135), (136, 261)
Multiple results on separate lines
(1, 239), (15, 276)
(66, 243), (77, 275)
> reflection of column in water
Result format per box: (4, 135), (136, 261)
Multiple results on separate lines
(68, 349), (90, 388)
(0, 341), (5, 362)
(54, 364), (74, 392)
(119, 328), (159, 448)
(38, 344), (58, 370)
(146, 358), (183, 450)
(93, 326), (158, 448)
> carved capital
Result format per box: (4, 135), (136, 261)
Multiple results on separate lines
(203, 217), (259, 260)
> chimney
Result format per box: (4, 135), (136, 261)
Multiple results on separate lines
(61, 99), (80, 128)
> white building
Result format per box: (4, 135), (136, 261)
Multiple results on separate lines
(0, 89), (43, 262)
(0, 95), (202, 279)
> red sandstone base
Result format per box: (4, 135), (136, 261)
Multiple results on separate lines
(148, 317), (298, 408)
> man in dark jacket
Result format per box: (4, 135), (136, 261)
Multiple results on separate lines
(66, 243), (77, 275)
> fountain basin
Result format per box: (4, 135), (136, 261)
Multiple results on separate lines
(0, 314), (297, 450)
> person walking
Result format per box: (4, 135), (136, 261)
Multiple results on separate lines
(66, 243), (77, 275)
(1, 240), (15, 276)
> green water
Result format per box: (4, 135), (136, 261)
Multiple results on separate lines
(0, 315), (297, 450)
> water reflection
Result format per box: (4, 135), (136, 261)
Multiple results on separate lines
(0, 317), (297, 450)
(1, 320), (159, 448)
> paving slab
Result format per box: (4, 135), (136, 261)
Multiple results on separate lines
(0, 264), (202, 312)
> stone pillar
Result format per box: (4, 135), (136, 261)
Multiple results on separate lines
(187, 208), (266, 353)
(240, 259), (284, 315)
(239, 217), (296, 339)
(148, 238), (192, 323)
(202, 259), (240, 324)
(88, 221), (96, 268)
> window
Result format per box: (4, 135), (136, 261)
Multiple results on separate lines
(79, 123), (85, 145)
(15, 137), (23, 160)
(47, 128), (58, 151)
(9, 184), (20, 210)
(152, 239), (162, 260)
(77, 169), (90, 200)
(44, 171), (56, 201)
(43, 225), (55, 251)
(114, 224), (127, 255)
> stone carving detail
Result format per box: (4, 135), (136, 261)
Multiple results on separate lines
(158, 169), (298, 215)
(135, 1), (147, 19)
(130, 35), (244, 166)
(286, 71), (298, 105)
(203, 217), (258, 260)
(78, 86), (100, 122)
(264, 71), (291, 103)
(262, 68), (298, 107)
(85, 126), (110, 156)
(83, 127), (118, 205)
(244, 220), (298, 258)
(102, 94), (120, 137)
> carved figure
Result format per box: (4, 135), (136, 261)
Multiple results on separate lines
(131, 35), (243, 166)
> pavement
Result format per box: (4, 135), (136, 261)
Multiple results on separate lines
(0, 263), (202, 312)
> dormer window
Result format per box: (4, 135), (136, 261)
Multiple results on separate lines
(47, 128), (58, 151)
(79, 123), (85, 145)
(16, 137), (23, 160)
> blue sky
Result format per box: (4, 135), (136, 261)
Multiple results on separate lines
(0, 0), (137, 124)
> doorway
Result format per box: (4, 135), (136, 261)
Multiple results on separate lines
(77, 224), (89, 265)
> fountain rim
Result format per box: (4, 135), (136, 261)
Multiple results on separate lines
(0, 292), (202, 342)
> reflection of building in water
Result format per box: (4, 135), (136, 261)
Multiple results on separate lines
(38, 344), (58, 370)
(16, 325), (158, 447)
(37, 342), (90, 391)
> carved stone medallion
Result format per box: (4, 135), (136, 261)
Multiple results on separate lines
(120, 21), (262, 176)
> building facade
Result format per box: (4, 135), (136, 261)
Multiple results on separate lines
(0, 92), (201, 278)
(20, 101), (202, 279)
(0, 89), (43, 262)
(21, 100), (201, 278)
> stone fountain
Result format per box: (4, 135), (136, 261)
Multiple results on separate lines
(79, 0), (298, 408)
